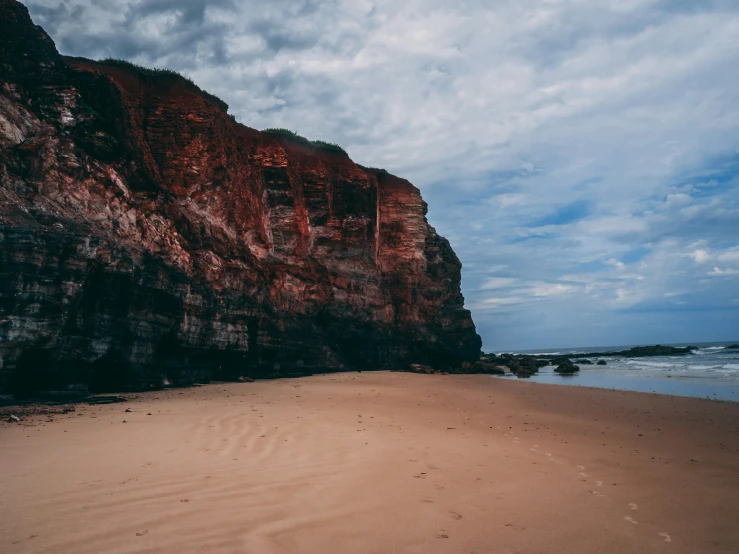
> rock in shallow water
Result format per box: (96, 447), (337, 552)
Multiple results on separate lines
(0, 0), (481, 396)
(554, 360), (580, 374)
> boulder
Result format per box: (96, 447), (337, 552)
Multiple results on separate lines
(596, 359), (607, 365)
(554, 360), (580, 374)
(511, 356), (541, 377)
(409, 364), (435, 375)
(471, 361), (505, 375)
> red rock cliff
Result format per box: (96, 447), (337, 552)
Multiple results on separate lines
(0, 0), (481, 396)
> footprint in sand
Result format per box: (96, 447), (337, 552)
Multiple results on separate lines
(434, 485), (445, 491)
(659, 532), (672, 543)
(504, 523), (526, 530)
(624, 516), (638, 525)
(629, 503), (638, 511)
(420, 498), (434, 504)
(596, 481), (603, 487)
(450, 511), (463, 520)
(579, 472), (588, 477)
(591, 490), (605, 497)
(577, 465), (585, 470)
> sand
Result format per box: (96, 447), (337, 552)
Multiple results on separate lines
(2, 372), (738, 554)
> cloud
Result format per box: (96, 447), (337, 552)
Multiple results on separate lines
(689, 249), (712, 264)
(26, 0), (739, 349)
(479, 277), (517, 290)
(717, 247), (739, 264)
(530, 283), (577, 297)
(708, 267), (739, 276)
(665, 193), (691, 207)
(606, 258), (626, 270)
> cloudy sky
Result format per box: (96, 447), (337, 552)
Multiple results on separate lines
(27, 0), (739, 350)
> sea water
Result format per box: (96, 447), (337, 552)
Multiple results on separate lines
(497, 342), (739, 402)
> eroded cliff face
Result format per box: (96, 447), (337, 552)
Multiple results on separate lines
(0, 0), (481, 396)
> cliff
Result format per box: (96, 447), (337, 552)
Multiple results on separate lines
(0, 0), (481, 397)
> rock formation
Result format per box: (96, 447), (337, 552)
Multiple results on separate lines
(0, 0), (481, 397)
(553, 360), (580, 375)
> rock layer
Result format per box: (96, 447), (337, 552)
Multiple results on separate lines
(0, 0), (481, 396)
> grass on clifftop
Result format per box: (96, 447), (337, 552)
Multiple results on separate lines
(262, 128), (348, 156)
(96, 58), (229, 112)
(98, 58), (189, 81)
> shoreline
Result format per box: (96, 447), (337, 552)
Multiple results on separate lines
(495, 371), (739, 403)
(3, 370), (738, 413)
(2, 371), (738, 553)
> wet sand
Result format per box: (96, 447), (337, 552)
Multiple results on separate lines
(1, 372), (738, 553)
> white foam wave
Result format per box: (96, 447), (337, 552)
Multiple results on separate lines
(626, 360), (672, 368)
(722, 364), (739, 370)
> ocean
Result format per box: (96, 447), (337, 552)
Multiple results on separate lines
(497, 341), (739, 402)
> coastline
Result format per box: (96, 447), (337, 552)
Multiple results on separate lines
(2, 372), (738, 553)
(489, 341), (739, 400)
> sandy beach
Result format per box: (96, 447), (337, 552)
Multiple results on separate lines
(2, 372), (738, 554)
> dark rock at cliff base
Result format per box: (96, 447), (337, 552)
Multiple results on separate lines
(409, 364), (435, 375)
(494, 354), (540, 378)
(0, 0), (481, 396)
(86, 396), (127, 405)
(470, 361), (505, 375)
(596, 359), (607, 365)
(574, 359), (593, 364)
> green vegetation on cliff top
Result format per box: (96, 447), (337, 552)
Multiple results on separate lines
(262, 128), (348, 157)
